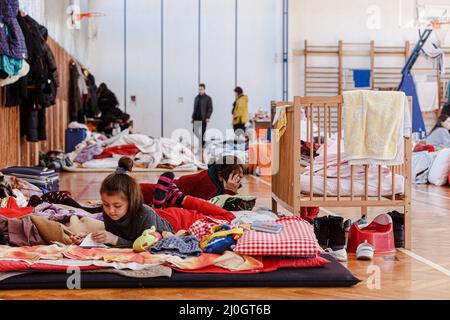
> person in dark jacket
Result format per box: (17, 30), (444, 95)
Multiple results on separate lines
(192, 83), (213, 148)
(84, 71), (99, 117)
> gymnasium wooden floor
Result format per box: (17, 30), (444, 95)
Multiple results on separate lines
(0, 171), (449, 300)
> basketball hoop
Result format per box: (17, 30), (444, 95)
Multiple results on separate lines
(415, 3), (450, 44)
(431, 19), (450, 45)
(74, 12), (106, 22)
(67, 11), (105, 39)
(82, 13), (105, 41)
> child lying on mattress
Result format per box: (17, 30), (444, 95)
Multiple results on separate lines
(140, 155), (244, 206)
(90, 157), (235, 248)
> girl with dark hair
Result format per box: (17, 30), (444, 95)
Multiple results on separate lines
(426, 114), (450, 148)
(92, 157), (234, 247)
(140, 155), (244, 207)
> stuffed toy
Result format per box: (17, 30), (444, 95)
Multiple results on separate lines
(200, 224), (244, 254)
(133, 226), (163, 253)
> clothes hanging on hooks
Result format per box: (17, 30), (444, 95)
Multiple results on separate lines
(3, 13), (59, 142)
(421, 40), (445, 74)
(68, 59), (100, 121)
(413, 74), (439, 112)
(0, 0), (28, 60)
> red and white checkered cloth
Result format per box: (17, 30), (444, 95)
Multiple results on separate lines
(233, 217), (323, 257)
(188, 217), (231, 241)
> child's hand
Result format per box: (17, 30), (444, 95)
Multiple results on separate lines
(224, 173), (241, 194)
(92, 231), (118, 245)
(70, 233), (86, 245)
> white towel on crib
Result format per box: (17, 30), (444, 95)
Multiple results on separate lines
(343, 90), (411, 166)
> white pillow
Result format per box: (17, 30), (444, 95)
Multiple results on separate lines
(428, 148), (450, 186)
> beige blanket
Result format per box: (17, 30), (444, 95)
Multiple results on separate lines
(343, 90), (410, 165)
(30, 215), (105, 245)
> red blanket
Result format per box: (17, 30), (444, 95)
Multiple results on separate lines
(0, 260), (103, 272)
(0, 198), (33, 219)
(94, 144), (140, 159)
(170, 256), (330, 274)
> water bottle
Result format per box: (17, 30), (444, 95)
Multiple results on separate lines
(112, 123), (121, 136)
(419, 128), (427, 141)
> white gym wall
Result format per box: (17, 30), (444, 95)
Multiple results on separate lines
(289, 0), (450, 97)
(85, 0), (283, 138)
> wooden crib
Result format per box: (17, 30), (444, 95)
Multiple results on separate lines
(271, 96), (412, 249)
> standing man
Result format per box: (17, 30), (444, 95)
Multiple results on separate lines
(192, 83), (213, 149)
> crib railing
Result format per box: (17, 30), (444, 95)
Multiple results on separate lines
(297, 96), (412, 206)
(271, 96), (412, 249)
(271, 101), (301, 212)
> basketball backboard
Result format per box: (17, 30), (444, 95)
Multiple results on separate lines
(416, 2), (450, 28)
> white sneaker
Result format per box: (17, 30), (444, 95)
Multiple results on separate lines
(356, 241), (374, 260)
(324, 248), (348, 262)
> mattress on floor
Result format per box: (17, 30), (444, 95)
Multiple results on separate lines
(300, 173), (405, 197)
(0, 255), (360, 289)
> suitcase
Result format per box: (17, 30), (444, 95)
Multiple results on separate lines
(1, 166), (60, 192)
(65, 128), (88, 153)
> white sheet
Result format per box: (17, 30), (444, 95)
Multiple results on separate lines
(301, 132), (405, 196)
(66, 131), (207, 171)
(414, 73), (438, 112)
(300, 172), (404, 197)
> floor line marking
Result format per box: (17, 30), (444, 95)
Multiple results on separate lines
(398, 249), (450, 277)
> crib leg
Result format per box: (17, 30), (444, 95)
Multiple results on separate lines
(404, 203), (412, 250)
(272, 198), (278, 214)
(361, 206), (368, 218)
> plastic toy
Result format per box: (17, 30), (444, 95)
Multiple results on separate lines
(200, 224), (244, 254)
(347, 213), (396, 254)
(133, 226), (163, 253)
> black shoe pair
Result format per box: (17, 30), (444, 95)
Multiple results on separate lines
(314, 216), (346, 251)
(388, 211), (405, 248)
